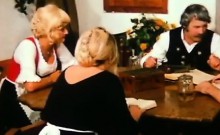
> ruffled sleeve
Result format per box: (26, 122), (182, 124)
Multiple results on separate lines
(56, 44), (78, 71)
(14, 39), (41, 83)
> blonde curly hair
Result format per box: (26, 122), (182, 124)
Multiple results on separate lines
(75, 27), (119, 75)
(31, 4), (70, 43)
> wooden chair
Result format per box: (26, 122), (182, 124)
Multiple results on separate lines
(113, 32), (131, 67)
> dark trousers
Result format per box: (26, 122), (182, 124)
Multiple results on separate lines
(0, 79), (31, 133)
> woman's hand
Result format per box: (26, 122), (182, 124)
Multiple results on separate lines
(195, 81), (220, 103)
(194, 81), (215, 94)
(128, 105), (145, 121)
(49, 70), (61, 83)
(212, 74), (220, 83)
(24, 70), (61, 92)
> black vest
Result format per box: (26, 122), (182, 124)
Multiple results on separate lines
(165, 27), (214, 72)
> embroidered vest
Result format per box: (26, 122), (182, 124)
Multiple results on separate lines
(7, 37), (39, 82)
(165, 27), (214, 72)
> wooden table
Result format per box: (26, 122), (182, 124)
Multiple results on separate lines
(131, 82), (220, 122)
(17, 67), (220, 134)
(126, 81), (220, 134)
(1, 59), (220, 134)
(19, 80), (220, 122)
(19, 86), (52, 110)
(18, 80), (220, 134)
(18, 81), (220, 134)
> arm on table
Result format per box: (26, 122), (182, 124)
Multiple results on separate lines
(18, 87), (52, 111)
(195, 81), (220, 103)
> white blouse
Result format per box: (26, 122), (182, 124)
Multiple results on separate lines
(140, 29), (220, 67)
(13, 36), (78, 83)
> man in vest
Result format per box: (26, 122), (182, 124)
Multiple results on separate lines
(140, 4), (220, 72)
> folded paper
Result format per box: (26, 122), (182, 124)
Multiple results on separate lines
(125, 97), (157, 110)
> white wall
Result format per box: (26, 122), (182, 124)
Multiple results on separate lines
(75, 0), (216, 34)
(0, 0), (216, 60)
(0, 0), (32, 61)
(216, 0), (220, 34)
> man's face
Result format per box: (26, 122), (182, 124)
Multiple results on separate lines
(185, 18), (208, 43)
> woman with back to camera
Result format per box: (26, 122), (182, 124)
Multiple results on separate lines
(0, 4), (77, 133)
(40, 27), (144, 135)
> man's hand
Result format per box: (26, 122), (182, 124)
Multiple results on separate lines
(143, 56), (157, 68)
(208, 54), (220, 71)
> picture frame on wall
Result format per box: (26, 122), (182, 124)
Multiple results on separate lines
(104, 0), (168, 13)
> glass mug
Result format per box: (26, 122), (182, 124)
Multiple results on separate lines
(178, 74), (195, 102)
(128, 49), (140, 69)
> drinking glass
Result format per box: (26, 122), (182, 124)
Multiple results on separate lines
(129, 49), (141, 69)
(178, 74), (195, 102)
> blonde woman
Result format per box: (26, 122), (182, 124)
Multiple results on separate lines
(40, 27), (143, 135)
(0, 4), (77, 133)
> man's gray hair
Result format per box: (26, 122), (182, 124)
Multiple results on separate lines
(180, 4), (211, 28)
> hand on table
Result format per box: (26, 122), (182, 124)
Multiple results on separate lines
(128, 105), (145, 121)
(143, 57), (157, 68)
(195, 81), (215, 94)
(50, 70), (61, 83)
(208, 54), (220, 71)
(212, 74), (220, 84)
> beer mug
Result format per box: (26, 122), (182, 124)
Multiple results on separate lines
(178, 74), (195, 102)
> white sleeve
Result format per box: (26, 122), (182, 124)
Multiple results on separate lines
(56, 44), (78, 71)
(211, 33), (220, 58)
(14, 39), (41, 83)
(140, 52), (151, 67)
(140, 31), (170, 67)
